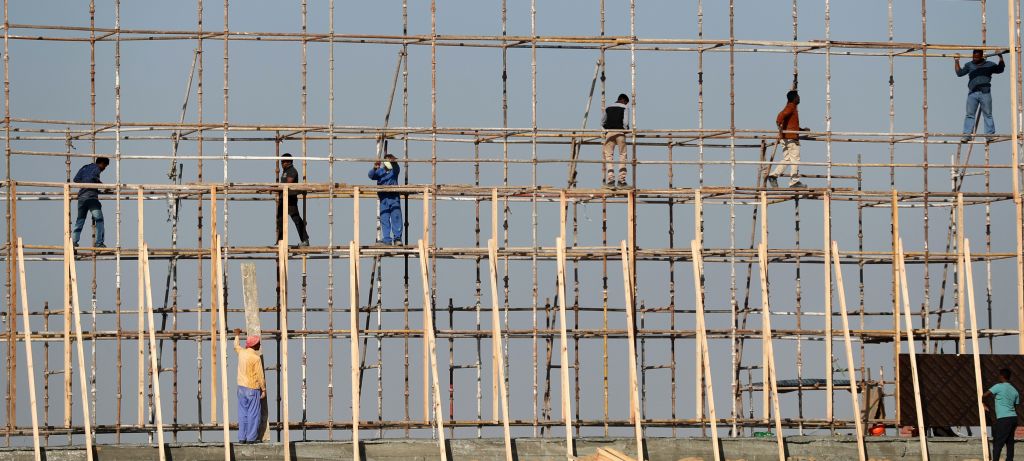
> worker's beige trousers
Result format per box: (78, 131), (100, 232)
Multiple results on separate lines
(603, 131), (628, 183)
(770, 139), (801, 185)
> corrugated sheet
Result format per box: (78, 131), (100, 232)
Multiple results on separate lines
(898, 354), (1024, 426)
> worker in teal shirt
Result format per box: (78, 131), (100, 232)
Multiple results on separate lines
(985, 368), (1020, 460)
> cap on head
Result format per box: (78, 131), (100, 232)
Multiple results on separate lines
(1001, 368), (1012, 380)
(617, 93), (629, 104)
(96, 157), (110, 166)
(384, 154), (397, 161)
(786, 90), (799, 102)
(246, 335), (261, 349)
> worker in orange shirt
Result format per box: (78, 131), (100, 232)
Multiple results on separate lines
(767, 90), (809, 188)
(234, 329), (266, 443)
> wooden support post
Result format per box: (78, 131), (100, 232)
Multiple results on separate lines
(619, 241), (645, 461)
(694, 190), (704, 420)
(349, 241), (362, 461)
(15, 240), (42, 461)
(823, 193), (833, 425)
(689, 240), (721, 461)
(491, 189), (500, 422)
(891, 190), (901, 425)
(65, 235), (94, 461)
(555, 237), (576, 460)
(957, 193), (967, 354)
(896, 238), (929, 461)
(62, 185), (72, 428)
(141, 244), (168, 461)
(278, 239), (291, 460)
(136, 187), (146, 426)
(1007, 0), (1024, 354)
(240, 263), (269, 441)
(1016, 196), (1024, 353)
(417, 240), (449, 461)
(829, 242), (867, 461)
(212, 236), (231, 460)
(759, 192), (769, 421)
(756, 243), (786, 461)
(210, 186), (219, 425)
(962, 240), (990, 461)
(422, 186), (430, 423)
(487, 239), (513, 461)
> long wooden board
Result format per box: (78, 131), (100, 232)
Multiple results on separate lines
(417, 240), (449, 461)
(830, 242), (867, 461)
(555, 237), (576, 460)
(689, 240), (721, 461)
(141, 245), (168, 461)
(487, 239), (513, 461)
(963, 240), (990, 461)
(15, 239), (42, 461)
(619, 241), (645, 461)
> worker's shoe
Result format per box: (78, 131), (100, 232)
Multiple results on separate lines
(603, 179), (615, 189)
(375, 239), (390, 246)
(789, 181), (806, 189)
(961, 136), (973, 143)
(95, 243), (107, 248)
(617, 180), (629, 188)
(766, 176), (779, 188)
(298, 240), (310, 247)
(392, 240), (404, 247)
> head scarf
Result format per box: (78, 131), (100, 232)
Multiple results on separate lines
(245, 335), (260, 348)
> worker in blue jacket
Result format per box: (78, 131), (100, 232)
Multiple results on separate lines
(368, 154), (403, 245)
(71, 157), (110, 248)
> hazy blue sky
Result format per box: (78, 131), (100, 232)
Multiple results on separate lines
(2, 0), (1023, 447)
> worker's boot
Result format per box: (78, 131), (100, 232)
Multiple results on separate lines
(767, 176), (779, 188)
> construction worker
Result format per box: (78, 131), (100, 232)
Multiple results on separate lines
(768, 90), (808, 188)
(955, 49), (1005, 143)
(234, 329), (266, 444)
(368, 153), (403, 246)
(984, 368), (1020, 460)
(276, 153), (310, 247)
(601, 93), (630, 188)
(71, 157), (110, 248)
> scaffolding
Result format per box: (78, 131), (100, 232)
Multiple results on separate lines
(2, 1), (1024, 460)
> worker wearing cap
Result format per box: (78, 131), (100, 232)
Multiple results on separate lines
(277, 153), (311, 247)
(985, 368), (1020, 460)
(955, 49), (1005, 143)
(234, 329), (266, 443)
(368, 154), (403, 245)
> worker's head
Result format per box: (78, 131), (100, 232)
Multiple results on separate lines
(246, 335), (261, 350)
(786, 90), (800, 104)
(617, 93), (629, 105)
(95, 157), (110, 171)
(281, 153), (293, 168)
(973, 49), (985, 63)
(1000, 368), (1012, 381)
(384, 154), (397, 162)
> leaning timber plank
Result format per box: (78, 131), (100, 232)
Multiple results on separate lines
(16, 239), (42, 461)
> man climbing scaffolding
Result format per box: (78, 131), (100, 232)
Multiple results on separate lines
(276, 153), (310, 247)
(71, 157), (110, 248)
(369, 153), (403, 246)
(768, 90), (808, 189)
(601, 93), (631, 188)
(955, 49), (1005, 143)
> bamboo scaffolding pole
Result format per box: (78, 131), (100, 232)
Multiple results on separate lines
(896, 238), (928, 461)
(136, 187), (146, 427)
(487, 239), (513, 461)
(619, 241), (645, 461)
(829, 241), (866, 461)
(756, 243), (785, 461)
(824, 193), (833, 425)
(140, 244), (167, 461)
(15, 239), (42, 461)
(214, 235), (230, 460)
(963, 239), (990, 461)
(417, 240), (448, 461)
(209, 187), (218, 425)
(689, 240), (720, 461)
(65, 234), (94, 461)
(278, 238), (291, 461)
(63, 186), (73, 429)
(349, 241), (361, 460)
(555, 236), (575, 459)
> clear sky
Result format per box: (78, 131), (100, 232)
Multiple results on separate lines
(2, 0), (1022, 446)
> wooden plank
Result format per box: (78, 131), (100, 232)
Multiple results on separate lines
(693, 190), (704, 420)
(352, 186), (359, 247)
(417, 240), (449, 461)
(689, 239), (721, 461)
(957, 194), (966, 354)
(140, 244), (168, 461)
(896, 238), (929, 461)
(65, 235), (94, 461)
(756, 243), (785, 461)
(137, 187), (146, 426)
(63, 185), (72, 428)
(240, 263), (262, 337)
(349, 241), (362, 461)
(1016, 195), (1023, 353)
(212, 237), (231, 460)
(1007, 0), (1023, 353)
(596, 447), (636, 461)
(555, 237), (576, 460)
(491, 189), (500, 422)
(422, 187), (430, 423)
(278, 239), (292, 461)
(487, 239), (514, 461)
(891, 190), (901, 425)
(210, 186), (219, 424)
(829, 242), (867, 461)
(759, 192), (769, 421)
(963, 240), (991, 461)
(823, 193), (833, 424)
(619, 241), (645, 461)
(15, 239), (42, 461)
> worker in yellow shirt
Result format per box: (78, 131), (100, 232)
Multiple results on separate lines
(234, 329), (266, 443)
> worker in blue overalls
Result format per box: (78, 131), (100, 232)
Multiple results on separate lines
(368, 154), (403, 246)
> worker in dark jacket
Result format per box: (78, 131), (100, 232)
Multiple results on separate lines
(276, 153), (310, 247)
(956, 49), (1005, 142)
(767, 90), (808, 188)
(601, 93), (630, 188)
(368, 154), (403, 246)
(71, 157), (110, 248)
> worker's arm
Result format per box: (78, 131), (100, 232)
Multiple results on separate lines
(368, 165), (383, 180)
(994, 55), (1006, 74)
(955, 58), (971, 77)
(776, 106), (794, 138)
(600, 108), (608, 129)
(233, 328), (242, 352)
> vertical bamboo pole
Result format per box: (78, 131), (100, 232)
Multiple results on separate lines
(487, 239), (513, 461)
(278, 238), (291, 460)
(694, 190), (704, 420)
(491, 189), (499, 422)
(690, 240), (720, 461)
(210, 186), (218, 424)
(1007, 0), (1024, 353)
(140, 245), (167, 461)
(896, 238), (929, 461)
(137, 187), (146, 426)
(15, 240), (42, 461)
(417, 240), (448, 460)
(829, 242), (866, 461)
(422, 186), (430, 422)
(957, 193), (967, 353)
(63, 186), (72, 429)
(349, 241), (361, 461)
(756, 243), (785, 461)
(214, 236), (230, 460)
(823, 193), (833, 424)
(962, 240), (990, 461)
(760, 192), (769, 422)
(65, 235), (94, 461)
(555, 237), (575, 459)
(891, 191), (901, 425)
(619, 241), (644, 461)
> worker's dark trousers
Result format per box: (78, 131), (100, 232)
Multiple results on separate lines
(276, 195), (309, 243)
(993, 416), (1018, 461)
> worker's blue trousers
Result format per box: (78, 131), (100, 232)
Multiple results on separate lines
(379, 196), (403, 244)
(237, 386), (261, 442)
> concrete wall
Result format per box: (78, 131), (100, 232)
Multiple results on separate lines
(0, 436), (989, 461)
